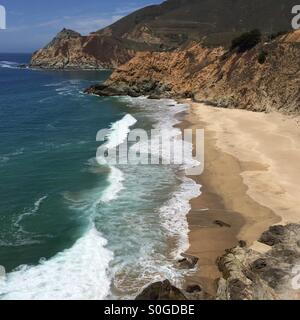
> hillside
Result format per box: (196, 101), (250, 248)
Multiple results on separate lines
(30, 0), (296, 69)
(86, 29), (300, 114)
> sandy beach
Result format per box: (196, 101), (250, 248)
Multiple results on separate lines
(182, 102), (300, 295)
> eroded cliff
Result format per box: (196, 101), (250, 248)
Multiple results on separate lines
(30, 29), (136, 69)
(87, 30), (300, 114)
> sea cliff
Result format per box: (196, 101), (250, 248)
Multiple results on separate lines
(30, 29), (136, 69)
(86, 29), (300, 114)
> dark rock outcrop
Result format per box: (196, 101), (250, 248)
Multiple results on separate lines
(214, 220), (231, 228)
(134, 225), (300, 301)
(216, 224), (300, 300)
(186, 284), (202, 293)
(177, 255), (199, 269)
(30, 29), (135, 70)
(84, 80), (172, 98)
(135, 280), (188, 300)
(259, 225), (289, 246)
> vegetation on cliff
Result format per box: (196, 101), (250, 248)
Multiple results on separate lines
(230, 29), (262, 53)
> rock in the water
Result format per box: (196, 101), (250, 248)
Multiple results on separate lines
(135, 280), (187, 300)
(178, 255), (199, 269)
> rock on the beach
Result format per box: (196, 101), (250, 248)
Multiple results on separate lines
(214, 220), (231, 228)
(259, 225), (288, 246)
(216, 224), (300, 300)
(216, 245), (276, 300)
(186, 284), (202, 293)
(177, 255), (199, 269)
(135, 280), (187, 300)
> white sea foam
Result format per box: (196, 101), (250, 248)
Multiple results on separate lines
(10, 148), (24, 156)
(0, 156), (9, 164)
(45, 80), (87, 97)
(99, 166), (125, 203)
(44, 82), (66, 87)
(122, 97), (201, 257)
(0, 227), (113, 300)
(14, 196), (48, 230)
(96, 114), (136, 203)
(159, 177), (201, 258)
(0, 148), (24, 165)
(0, 61), (28, 69)
(0, 61), (19, 69)
(56, 87), (74, 96)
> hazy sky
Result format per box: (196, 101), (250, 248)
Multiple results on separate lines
(0, 0), (162, 53)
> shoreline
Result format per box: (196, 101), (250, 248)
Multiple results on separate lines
(180, 101), (300, 296)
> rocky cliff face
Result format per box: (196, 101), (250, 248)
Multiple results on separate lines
(31, 0), (296, 69)
(30, 29), (136, 69)
(87, 30), (300, 114)
(216, 224), (300, 300)
(135, 224), (300, 300)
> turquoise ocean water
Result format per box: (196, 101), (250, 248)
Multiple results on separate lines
(0, 54), (200, 299)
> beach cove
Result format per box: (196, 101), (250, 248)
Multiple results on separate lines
(181, 102), (300, 296)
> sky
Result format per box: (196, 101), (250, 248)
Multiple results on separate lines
(0, 0), (163, 53)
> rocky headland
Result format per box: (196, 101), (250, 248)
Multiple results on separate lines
(30, 28), (136, 69)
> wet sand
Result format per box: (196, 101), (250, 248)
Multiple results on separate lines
(181, 102), (300, 295)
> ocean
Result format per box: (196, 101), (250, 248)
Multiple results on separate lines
(0, 53), (200, 300)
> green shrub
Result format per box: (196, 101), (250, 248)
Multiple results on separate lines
(258, 50), (267, 64)
(268, 30), (287, 41)
(231, 29), (262, 53)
